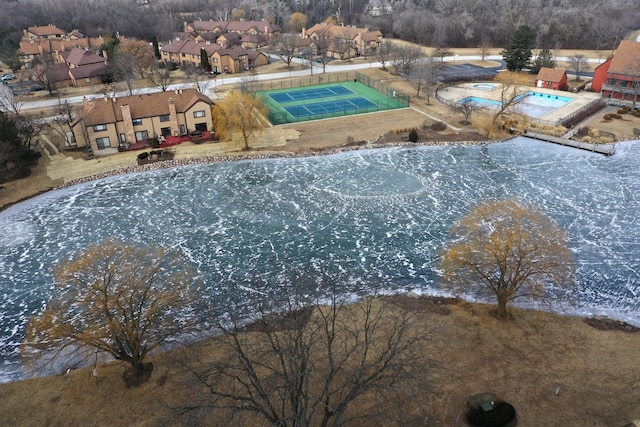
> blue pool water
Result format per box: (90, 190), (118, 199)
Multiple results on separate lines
(2, 138), (640, 381)
(461, 91), (575, 118)
(473, 83), (498, 90)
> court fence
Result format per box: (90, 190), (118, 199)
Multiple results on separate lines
(257, 72), (410, 125)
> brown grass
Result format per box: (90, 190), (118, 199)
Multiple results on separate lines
(1, 296), (639, 426)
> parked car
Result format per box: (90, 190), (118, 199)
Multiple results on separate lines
(31, 84), (45, 91)
(0, 74), (16, 81)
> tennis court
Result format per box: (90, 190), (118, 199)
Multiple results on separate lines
(284, 97), (377, 118)
(269, 85), (354, 103)
(259, 80), (410, 125)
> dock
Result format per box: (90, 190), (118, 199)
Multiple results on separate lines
(523, 131), (615, 156)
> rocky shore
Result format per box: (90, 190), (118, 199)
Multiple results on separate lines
(58, 139), (495, 190)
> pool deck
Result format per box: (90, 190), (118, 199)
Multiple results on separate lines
(438, 83), (602, 125)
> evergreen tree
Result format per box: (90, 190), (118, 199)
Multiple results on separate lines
(152, 36), (161, 60)
(200, 48), (211, 72)
(530, 48), (556, 74)
(501, 26), (537, 71)
(0, 112), (41, 183)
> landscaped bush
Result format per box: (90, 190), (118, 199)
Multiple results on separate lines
(633, 111), (640, 118)
(603, 113), (624, 120)
(618, 109), (630, 114)
(431, 121), (447, 131)
(408, 129), (418, 143)
(605, 113), (623, 120)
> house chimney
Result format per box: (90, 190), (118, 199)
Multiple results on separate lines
(168, 98), (179, 136)
(120, 104), (135, 143)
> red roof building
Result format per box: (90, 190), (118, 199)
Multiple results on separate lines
(592, 40), (640, 102)
(535, 67), (568, 91)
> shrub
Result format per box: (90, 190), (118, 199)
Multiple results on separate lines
(633, 111), (640, 118)
(150, 137), (160, 148)
(618, 109), (629, 114)
(408, 129), (418, 143)
(431, 121), (447, 131)
(346, 136), (355, 144)
(603, 114), (612, 121)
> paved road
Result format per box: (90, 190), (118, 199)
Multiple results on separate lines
(13, 54), (606, 112)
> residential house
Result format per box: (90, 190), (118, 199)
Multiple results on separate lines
(72, 89), (213, 153)
(57, 47), (107, 86)
(535, 67), (568, 90)
(185, 20), (281, 40)
(303, 23), (383, 59)
(160, 39), (251, 73)
(591, 40), (640, 102)
(366, 0), (393, 16)
(19, 26), (104, 68)
(23, 25), (66, 40)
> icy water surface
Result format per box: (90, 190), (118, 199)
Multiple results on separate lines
(2, 137), (640, 381)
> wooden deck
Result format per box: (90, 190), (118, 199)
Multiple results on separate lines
(523, 131), (615, 156)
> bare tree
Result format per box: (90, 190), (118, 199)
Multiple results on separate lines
(273, 33), (303, 70)
(148, 63), (173, 92)
(391, 45), (423, 78)
(482, 78), (530, 137)
(174, 278), (434, 426)
(22, 239), (203, 387)
(568, 54), (590, 82)
(441, 199), (575, 320)
(451, 99), (481, 125)
(237, 70), (261, 95)
(375, 39), (396, 71)
(49, 97), (76, 148)
(314, 35), (333, 74)
(409, 55), (442, 104)
(0, 86), (46, 150)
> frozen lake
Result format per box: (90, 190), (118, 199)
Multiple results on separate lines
(2, 137), (640, 382)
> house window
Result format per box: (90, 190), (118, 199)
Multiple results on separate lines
(93, 124), (107, 132)
(179, 124), (186, 135)
(119, 133), (126, 143)
(96, 137), (110, 149)
(85, 78), (90, 83)
(135, 130), (149, 141)
(213, 58), (218, 63)
(159, 114), (170, 122)
(132, 118), (143, 126)
(193, 110), (206, 118)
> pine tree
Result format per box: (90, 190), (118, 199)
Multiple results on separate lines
(200, 48), (211, 72)
(530, 49), (556, 74)
(501, 26), (537, 71)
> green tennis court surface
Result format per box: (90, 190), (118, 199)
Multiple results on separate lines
(259, 81), (409, 125)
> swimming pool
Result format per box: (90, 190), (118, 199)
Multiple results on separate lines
(460, 91), (575, 118)
(472, 83), (498, 90)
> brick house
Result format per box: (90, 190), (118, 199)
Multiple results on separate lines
(184, 20), (281, 40)
(160, 39), (252, 73)
(19, 26), (104, 68)
(57, 47), (107, 86)
(303, 23), (383, 59)
(591, 40), (640, 102)
(535, 67), (568, 90)
(71, 89), (213, 153)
